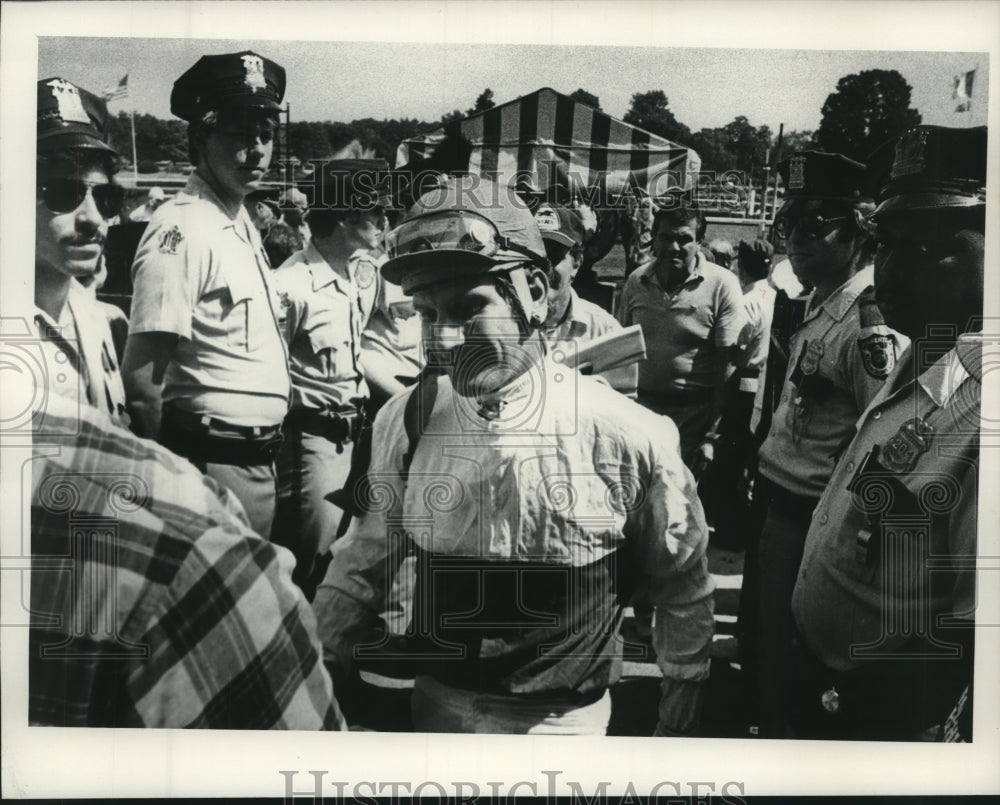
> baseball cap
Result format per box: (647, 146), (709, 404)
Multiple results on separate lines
(171, 51), (285, 122)
(533, 203), (585, 248)
(382, 175), (548, 294)
(738, 238), (774, 279)
(37, 77), (118, 155)
(777, 150), (870, 203)
(867, 125), (987, 218)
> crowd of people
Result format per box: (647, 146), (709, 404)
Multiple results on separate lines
(29, 50), (986, 741)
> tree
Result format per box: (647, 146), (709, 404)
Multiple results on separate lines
(468, 88), (496, 116)
(775, 129), (816, 161)
(815, 69), (921, 162)
(722, 116), (772, 180)
(623, 90), (692, 146)
(569, 88), (601, 110)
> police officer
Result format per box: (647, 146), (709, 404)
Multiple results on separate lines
(788, 125), (986, 741)
(314, 176), (715, 735)
(750, 151), (908, 736)
(534, 202), (637, 397)
(122, 51), (291, 537)
(270, 159), (389, 588)
(34, 77), (128, 426)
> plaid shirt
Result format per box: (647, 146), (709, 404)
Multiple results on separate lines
(29, 394), (343, 729)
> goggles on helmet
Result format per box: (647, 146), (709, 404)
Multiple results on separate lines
(384, 210), (546, 265)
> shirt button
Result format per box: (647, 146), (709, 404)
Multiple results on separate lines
(770, 429), (776, 436)
(873, 411), (882, 420)
(820, 514), (829, 524)
(781, 394), (788, 403)
(847, 461), (855, 472)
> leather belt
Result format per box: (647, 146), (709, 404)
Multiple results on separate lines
(159, 403), (283, 466)
(285, 407), (362, 445)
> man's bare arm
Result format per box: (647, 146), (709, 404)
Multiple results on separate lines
(121, 331), (177, 439)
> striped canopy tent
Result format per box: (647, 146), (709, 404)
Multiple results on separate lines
(396, 87), (701, 200)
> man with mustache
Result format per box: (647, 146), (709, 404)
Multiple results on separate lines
(314, 176), (714, 735)
(122, 51), (291, 538)
(270, 159), (392, 592)
(749, 151), (908, 737)
(34, 77), (128, 427)
(787, 126), (986, 740)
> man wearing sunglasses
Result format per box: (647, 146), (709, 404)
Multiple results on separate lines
(747, 151), (908, 737)
(122, 52), (291, 539)
(270, 159), (392, 592)
(34, 78), (128, 427)
(314, 176), (714, 736)
(786, 126), (986, 741)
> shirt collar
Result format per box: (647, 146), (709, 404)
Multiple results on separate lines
(180, 172), (251, 233)
(914, 334), (983, 406)
(809, 264), (873, 322)
(639, 251), (704, 291)
(303, 242), (346, 292)
(546, 290), (588, 339)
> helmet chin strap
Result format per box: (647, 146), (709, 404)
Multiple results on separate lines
(504, 264), (549, 330)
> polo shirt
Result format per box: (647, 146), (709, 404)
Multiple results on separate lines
(616, 253), (745, 395)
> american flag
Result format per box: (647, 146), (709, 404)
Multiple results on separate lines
(953, 69), (975, 113)
(102, 74), (129, 103)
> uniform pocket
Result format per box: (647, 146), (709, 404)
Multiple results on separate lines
(223, 269), (260, 352)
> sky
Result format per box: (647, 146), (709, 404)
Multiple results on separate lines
(37, 37), (989, 135)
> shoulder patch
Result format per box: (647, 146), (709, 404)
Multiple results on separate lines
(354, 259), (377, 290)
(157, 225), (184, 255)
(858, 288), (886, 328)
(858, 333), (896, 379)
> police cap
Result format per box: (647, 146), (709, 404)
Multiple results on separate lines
(37, 77), (118, 155)
(868, 125), (987, 218)
(171, 51), (285, 122)
(777, 150), (870, 203)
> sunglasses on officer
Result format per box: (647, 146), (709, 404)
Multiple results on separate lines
(38, 177), (125, 220)
(385, 210), (546, 264)
(774, 200), (877, 240)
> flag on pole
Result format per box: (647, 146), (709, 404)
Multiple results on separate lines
(102, 74), (129, 103)
(953, 69), (975, 112)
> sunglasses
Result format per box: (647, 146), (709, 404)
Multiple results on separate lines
(38, 178), (125, 219)
(773, 211), (854, 240)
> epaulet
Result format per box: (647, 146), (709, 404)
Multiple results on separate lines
(858, 286), (886, 328)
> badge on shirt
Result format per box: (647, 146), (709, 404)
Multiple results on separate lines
(799, 339), (825, 376)
(881, 417), (934, 474)
(354, 259), (376, 291)
(859, 333), (895, 379)
(158, 225), (184, 255)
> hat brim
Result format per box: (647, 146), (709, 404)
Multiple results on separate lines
(38, 129), (118, 156)
(381, 251), (506, 293)
(781, 191), (870, 203)
(872, 192), (986, 218)
(539, 231), (577, 248)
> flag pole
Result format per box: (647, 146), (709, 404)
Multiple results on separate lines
(130, 107), (138, 185)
